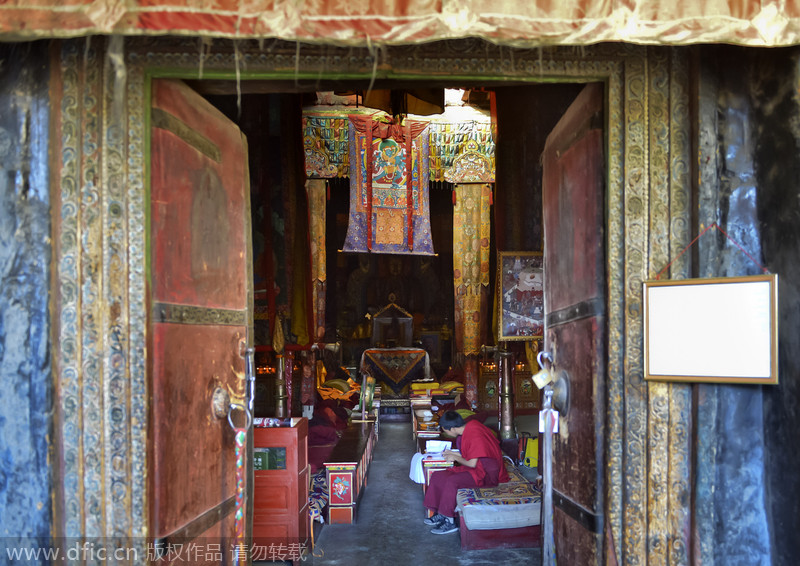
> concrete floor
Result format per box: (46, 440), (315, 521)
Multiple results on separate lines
(301, 421), (542, 566)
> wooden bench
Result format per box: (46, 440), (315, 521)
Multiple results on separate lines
(455, 461), (541, 550)
(322, 419), (378, 524)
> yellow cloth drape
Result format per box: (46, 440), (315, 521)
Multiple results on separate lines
(453, 183), (492, 356)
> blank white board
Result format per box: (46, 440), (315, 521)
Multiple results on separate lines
(644, 274), (778, 384)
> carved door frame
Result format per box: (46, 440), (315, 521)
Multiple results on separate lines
(53, 38), (692, 564)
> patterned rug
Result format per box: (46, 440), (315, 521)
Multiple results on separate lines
(457, 463), (542, 507)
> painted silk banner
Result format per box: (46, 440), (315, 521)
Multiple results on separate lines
(301, 114), (495, 182)
(431, 122), (495, 182)
(303, 114), (349, 178)
(453, 183), (492, 356)
(360, 348), (430, 397)
(343, 115), (434, 255)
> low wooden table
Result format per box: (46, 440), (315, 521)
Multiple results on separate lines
(416, 437), (455, 518)
(323, 420), (377, 524)
(413, 411), (442, 443)
(422, 455), (453, 493)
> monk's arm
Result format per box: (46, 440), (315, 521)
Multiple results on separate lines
(444, 450), (478, 468)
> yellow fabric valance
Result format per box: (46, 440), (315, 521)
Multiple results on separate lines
(2, 0), (799, 47)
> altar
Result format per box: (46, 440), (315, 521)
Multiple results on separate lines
(360, 347), (430, 420)
(360, 347), (430, 396)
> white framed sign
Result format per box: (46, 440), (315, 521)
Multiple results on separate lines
(644, 274), (778, 384)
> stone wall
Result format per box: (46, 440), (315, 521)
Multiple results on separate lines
(0, 41), (53, 553)
(696, 45), (800, 566)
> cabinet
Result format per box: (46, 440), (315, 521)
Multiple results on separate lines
(252, 418), (310, 553)
(478, 368), (540, 415)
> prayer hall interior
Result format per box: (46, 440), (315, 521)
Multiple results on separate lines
(187, 79), (586, 562)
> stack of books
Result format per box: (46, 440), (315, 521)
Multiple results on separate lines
(417, 428), (442, 439)
(409, 392), (432, 408)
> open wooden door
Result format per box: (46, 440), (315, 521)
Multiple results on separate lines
(149, 78), (253, 562)
(542, 82), (606, 565)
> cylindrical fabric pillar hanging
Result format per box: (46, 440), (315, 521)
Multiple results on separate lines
(497, 350), (516, 440)
(305, 178), (328, 342)
(452, 183), (492, 358)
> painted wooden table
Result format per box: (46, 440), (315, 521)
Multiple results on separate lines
(323, 420), (378, 524)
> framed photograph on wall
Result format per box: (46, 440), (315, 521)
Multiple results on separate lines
(497, 251), (544, 341)
(644, 274), (778, 384)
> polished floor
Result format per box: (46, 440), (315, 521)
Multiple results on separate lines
(301, 421), (542, 566)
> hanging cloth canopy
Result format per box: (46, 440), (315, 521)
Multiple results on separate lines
(1, 0), (799, 47)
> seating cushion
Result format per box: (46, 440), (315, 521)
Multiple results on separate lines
(455, 464), (541, 531)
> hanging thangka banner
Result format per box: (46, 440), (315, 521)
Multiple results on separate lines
(342, 115), (435, 255)
(303, 114), (350, 178)
(430, 121), (495, 182)
(302, 113), (495, 182)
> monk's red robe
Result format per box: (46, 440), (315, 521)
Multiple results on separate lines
(451, 420), (510, 486)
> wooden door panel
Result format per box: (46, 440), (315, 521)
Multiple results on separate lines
(555, 507), (599, 566)
(549, 316), (604, 510)
(544, 130), (605, 313)
(151, 78), (247, 309)
(150, 78), (251, 548)
(189, 516), (237, 566)
(151, 323), (244, 535)
(543, 82), (606, 565)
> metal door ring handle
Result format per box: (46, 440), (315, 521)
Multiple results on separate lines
(228, 403), (252, 430)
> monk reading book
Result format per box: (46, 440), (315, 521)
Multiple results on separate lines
(423, 411), (509, 534)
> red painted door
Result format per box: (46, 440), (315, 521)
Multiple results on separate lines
(542, 82), (606, 565)
(150, 78), (252, 562)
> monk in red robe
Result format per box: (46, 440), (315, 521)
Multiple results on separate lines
(423, 411), (509, 534)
